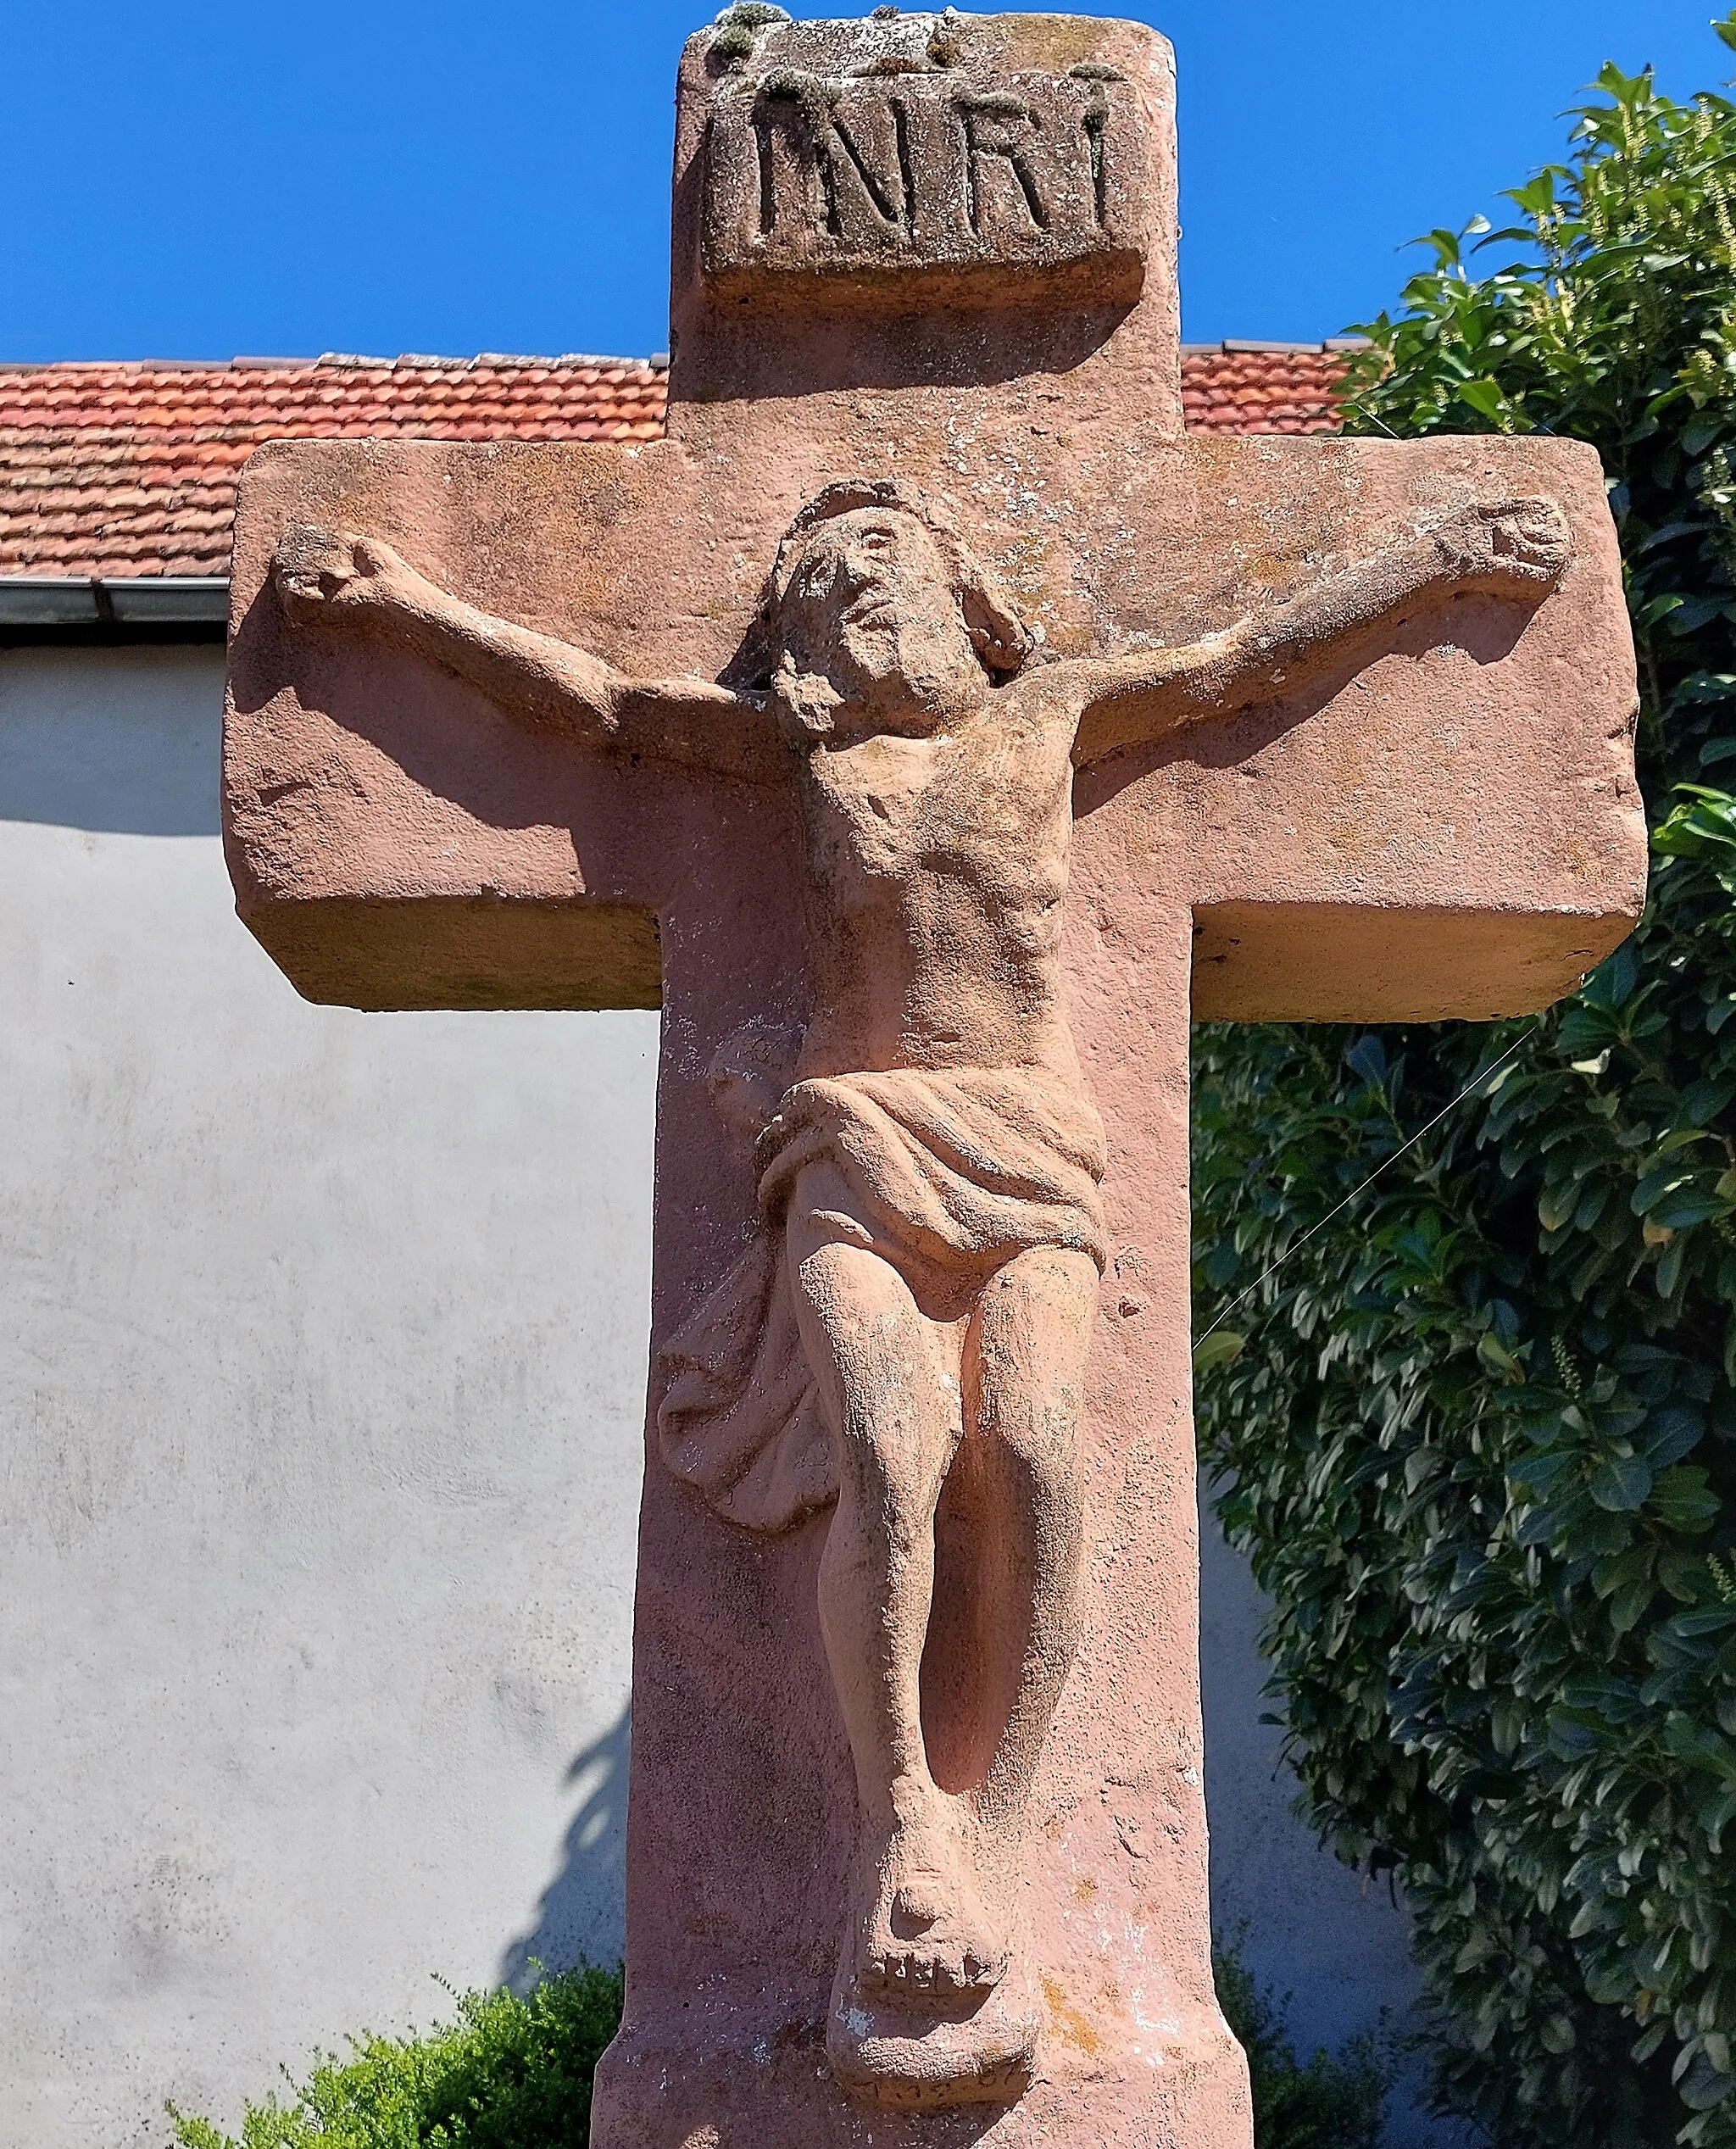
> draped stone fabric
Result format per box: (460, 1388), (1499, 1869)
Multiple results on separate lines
(657, 1066), (1110, 1534)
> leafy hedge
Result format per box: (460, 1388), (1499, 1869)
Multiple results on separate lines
(1193, 27), (1736, 2148)
(164, 1966), (622, 2149)
(1214, 1931), (1390, 2148)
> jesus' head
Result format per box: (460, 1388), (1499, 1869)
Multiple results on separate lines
(761, 481), (1031, 739)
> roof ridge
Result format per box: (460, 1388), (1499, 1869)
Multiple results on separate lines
(315, 350), (670, 373)
(1181, 338), (1371, 356)
(0, 351), (673, 376)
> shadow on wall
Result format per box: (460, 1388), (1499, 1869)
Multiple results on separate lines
(500, 1706), (632, 1992)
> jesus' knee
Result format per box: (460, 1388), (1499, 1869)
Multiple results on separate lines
(830, 1377), (960, 1548)
(792, 1239), (961, 1529)
(968, 1252), (1094, 1616)
(970, 1251), (1097, 1472)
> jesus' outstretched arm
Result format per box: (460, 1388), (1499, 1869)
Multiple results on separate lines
(1068, 495), (1572, 770)
(273, 526), (791, 787)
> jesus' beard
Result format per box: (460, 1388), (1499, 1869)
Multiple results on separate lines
(771, 622), (988, 745)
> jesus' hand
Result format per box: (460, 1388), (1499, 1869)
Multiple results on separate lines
(274, 526), (434, 627)
(1425, 497), (1572, 589)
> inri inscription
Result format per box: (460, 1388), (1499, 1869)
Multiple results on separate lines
(700, 10), (1149, 303)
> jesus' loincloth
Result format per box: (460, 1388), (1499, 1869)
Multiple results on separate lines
(657, 1066), (1109, 1535)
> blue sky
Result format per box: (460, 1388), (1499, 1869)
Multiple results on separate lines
(0, 2), (1727, 364)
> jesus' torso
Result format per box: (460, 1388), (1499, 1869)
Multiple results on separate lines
(791, 676), (1085, 1086)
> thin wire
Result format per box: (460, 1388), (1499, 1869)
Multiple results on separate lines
(1194, 1021), (1547, 1350)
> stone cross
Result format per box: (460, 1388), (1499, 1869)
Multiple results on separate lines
(222, 11), (1644, 2144)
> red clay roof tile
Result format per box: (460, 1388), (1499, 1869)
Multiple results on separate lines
(0, 346), (1353, 580)
(1180, 345), (1352, 435)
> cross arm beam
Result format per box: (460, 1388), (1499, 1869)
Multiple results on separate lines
(223, 430), (1645, 1030)
(1069, 437), (1647, 1024)
(1070, 496), (1571, 769)
(272, 524), (793, 789)
(221, 438), (742, 1015)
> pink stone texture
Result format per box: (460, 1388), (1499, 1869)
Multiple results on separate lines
(222, 13), (1645, 2145)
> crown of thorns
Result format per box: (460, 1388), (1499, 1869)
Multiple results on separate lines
(763, 479), (1032, 677)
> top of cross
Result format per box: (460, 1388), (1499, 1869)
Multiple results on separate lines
(667, 9), (1181, 420)
(221, 8), (1644, 1035)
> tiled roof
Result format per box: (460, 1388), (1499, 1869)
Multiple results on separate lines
(0, 355), (669, 581)
(0, 343), (1353, 582)
(1182, 341), (1360, 437)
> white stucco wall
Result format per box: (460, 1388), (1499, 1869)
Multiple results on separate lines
(1, 643), (1439, 2146)
(2, 647), (654, 2147)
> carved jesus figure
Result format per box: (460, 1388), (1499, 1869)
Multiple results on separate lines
(276, 479), (1568, 2101)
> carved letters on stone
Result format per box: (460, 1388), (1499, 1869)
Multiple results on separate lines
(700, 28), (1148, 303)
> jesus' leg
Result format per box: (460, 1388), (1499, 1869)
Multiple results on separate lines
(785, 1169), (1009, 2007)
(959, 1245), (1099, 1839)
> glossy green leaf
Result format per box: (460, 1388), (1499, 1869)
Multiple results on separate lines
(1590, 1453), (1655, 1510)
(1192, 1329), (1246, 1374)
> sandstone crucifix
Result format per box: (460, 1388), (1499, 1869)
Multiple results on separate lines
(222, 10), (1644, 2146)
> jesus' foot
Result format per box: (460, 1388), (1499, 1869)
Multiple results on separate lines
(828, 1811), (1034, 2107)
(855, 1817), (1009, 2008)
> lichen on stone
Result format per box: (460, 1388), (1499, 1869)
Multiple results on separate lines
(852, 52), (934, 77)
(957, 89), (1031, 120)
(758, 65), (843, 120)
(709, 0), (790, 64)
(926, 2), (964, 68)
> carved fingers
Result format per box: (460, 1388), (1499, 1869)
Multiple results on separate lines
(273, 525), (422, 623)
(1429, 496), (1572, 590)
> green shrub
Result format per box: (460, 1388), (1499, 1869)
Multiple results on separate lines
(1194, 21), (1736, 2148)
(1214, 1932), (1389, 2148)
(164, 1964), (622, 2149)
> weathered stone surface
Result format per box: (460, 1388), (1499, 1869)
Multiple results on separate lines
(223, 12), (1644, 2144)
(696, 14), (1152, 308)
